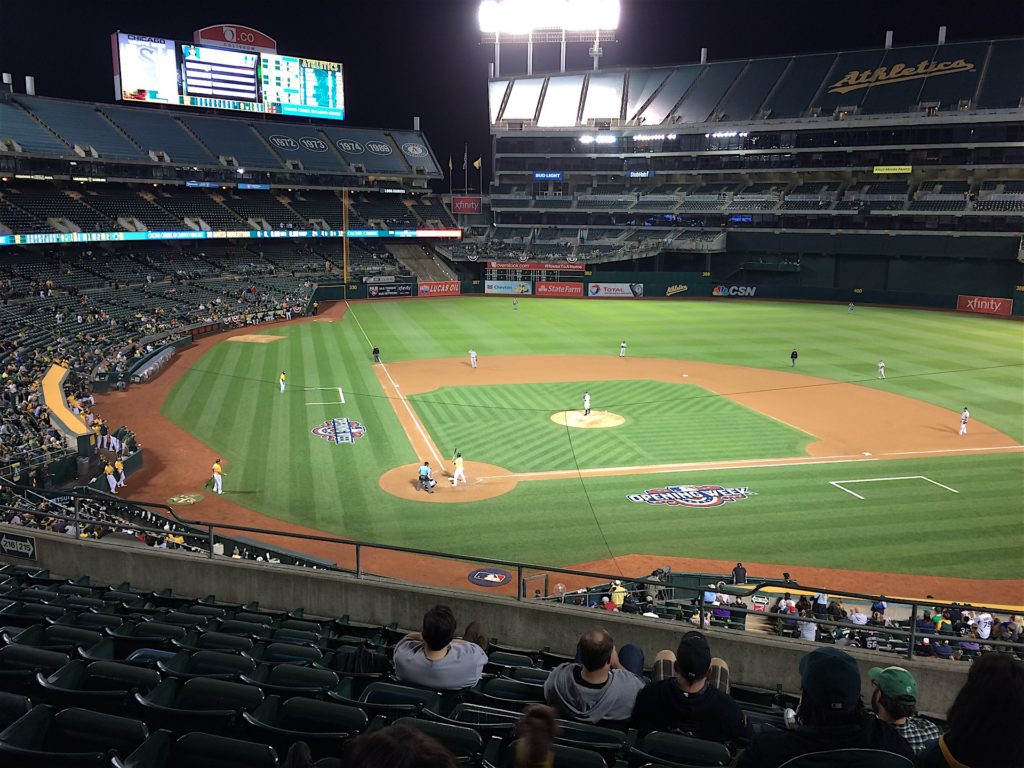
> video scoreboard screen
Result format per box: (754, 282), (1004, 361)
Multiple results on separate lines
(113, 32), (345, 121)
(260, 54), (345, 120)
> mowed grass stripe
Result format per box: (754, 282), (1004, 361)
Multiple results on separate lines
(410, 380), (812, 473)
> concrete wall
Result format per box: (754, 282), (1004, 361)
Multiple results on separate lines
(1, 526), (967, 716)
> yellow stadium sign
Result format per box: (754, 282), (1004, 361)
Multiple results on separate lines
(873, 165), (913, 174)
(828, 58), (975, 95)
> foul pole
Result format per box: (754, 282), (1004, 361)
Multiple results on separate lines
(342, 188), (350, 300)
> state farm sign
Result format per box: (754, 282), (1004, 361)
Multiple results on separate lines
(535, 281), (583, 297)
(957, 295), (1011, 316)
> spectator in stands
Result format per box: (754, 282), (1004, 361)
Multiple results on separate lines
(632, 631), (750, 743)
(798, 609), (818, 642)
(868, 666), (940, 755)
(828, 598), (847, 620)
(609, 579), (627, 608)
(916, 610), (935, 633)
(341, 723), (457, 768)
(848, 605), (870, 625)
(736, 647), (914, 767)
(514, 705), (557, 768)
(998, 615), (1022, 643)
(543, 627), (645, 724)
(918, 653), (1024, 768)
(393, 605), (487, 690)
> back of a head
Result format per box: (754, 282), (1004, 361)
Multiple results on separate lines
(578, 627), (614, 672)
(797, 647), (864, 727)
(341, 724), (458, 768)
(946, 653), (1024, 767)
(421, 605), (456, 651)
(517, 704), (558, 764)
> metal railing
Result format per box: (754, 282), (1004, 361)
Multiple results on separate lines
(2, 479), (1020, 662)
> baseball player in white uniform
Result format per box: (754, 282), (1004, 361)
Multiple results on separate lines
(959, 407), (969, 435)
(451, 452), (467, 485)
(878, 360), (885, 379)
(619, 341), (627, 358)
(583, 391), (591, 416)
(469, 349), (477, 369)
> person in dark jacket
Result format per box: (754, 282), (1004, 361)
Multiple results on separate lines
(736, 647), (914, 767)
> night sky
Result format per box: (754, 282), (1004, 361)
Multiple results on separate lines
(1, 0), (1021, 191)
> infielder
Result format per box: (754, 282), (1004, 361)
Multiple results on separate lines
(279, 371), (286, 394)
(583, 391), (591, 416)
(469, 349), (477, 369)
(212, 459), (224, 494)
(878, 360), (885, 379)
(959, 407), (970, 435)
(619, 341), (627, 358)
(790, 349), (798, 367)
(451, 452), (467, 485)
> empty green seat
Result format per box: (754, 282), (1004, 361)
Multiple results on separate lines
(0, 704), (149, 767)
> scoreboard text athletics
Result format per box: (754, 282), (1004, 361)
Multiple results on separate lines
(300, 58), (342, 72)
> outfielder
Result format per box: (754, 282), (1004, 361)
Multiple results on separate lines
(469, 349), (477, 369)
(583, 391), (591, 416)
(878, 360), (885, 379)
(959, 407), (970, 435)
(451, 452), (467, 485)
(619, 341), (627, 358)
(279, 371), (286, 394)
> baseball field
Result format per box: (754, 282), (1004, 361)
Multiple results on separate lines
(101, 297), (1024, 600)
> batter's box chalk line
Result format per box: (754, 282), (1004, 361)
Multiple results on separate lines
(829, 475), (959, 500)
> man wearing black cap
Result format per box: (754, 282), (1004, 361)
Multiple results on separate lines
(736, 647), (914, 767)
(631, 631), (750, 744)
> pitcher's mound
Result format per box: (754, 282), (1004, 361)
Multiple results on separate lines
(551, 410), (625, 429)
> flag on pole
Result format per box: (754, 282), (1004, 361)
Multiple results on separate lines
(462, 144), (468, 172)
(472, 157), (482, 170)
(448, 155), (453, 171)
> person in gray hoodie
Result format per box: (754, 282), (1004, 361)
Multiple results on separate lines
(543, 627), (646, 724)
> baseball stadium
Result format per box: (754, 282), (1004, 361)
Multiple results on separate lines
(0, 2), (1022, 765)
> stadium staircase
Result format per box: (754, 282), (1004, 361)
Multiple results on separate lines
(385, 244), (454, 282)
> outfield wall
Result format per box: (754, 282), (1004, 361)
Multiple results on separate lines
(1, 525), (969, 716)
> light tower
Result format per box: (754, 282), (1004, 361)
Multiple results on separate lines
(478, 0), (620, 76)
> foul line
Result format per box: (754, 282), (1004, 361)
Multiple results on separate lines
(347, 302), (442, 466)
(338, 386), (345, 404)
(473, 445), (1022, 482)
(830, 475), (961, 501)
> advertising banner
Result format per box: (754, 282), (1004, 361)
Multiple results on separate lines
(418, 281), (461, 296)
(956, 294), (1011, 316)
(485, 280), (533, 296)
(487, 261), (586, 272)
(450, 196), (482, 215)
(367, 283), (414, 298)
(587, 282), (644, 298)
(535, 281), (584, 297)
(712, 285), (758, 297)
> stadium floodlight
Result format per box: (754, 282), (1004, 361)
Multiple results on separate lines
(479, 0), (620, 33)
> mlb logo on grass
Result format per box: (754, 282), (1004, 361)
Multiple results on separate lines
(627, 485), (756, 508)
(311, 418), (366, 445)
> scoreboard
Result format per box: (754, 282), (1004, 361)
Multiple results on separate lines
(260, 55), (345, 120)
(113, 32), (345, 121)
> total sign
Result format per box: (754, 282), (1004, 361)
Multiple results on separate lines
(712, 285), (757, 297)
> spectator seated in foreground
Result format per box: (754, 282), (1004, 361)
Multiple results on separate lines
(632, 630), (751, 746)
(918, 652), (1024, 768)
(543, 626), (645, 724)
(736, 646), (914, 767)
(393, 605), (488, 690)
(869, 666), (940, 755)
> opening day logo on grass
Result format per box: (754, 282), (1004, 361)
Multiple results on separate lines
(627, 485), (756, 507)
(311, 418), (367, 445)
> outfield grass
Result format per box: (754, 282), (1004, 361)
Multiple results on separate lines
(163, 298), (1024, 578)
(410, 380), (812, 472)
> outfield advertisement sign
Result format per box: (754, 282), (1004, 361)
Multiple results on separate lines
(367, 283), (415, 298)
(485, 280), (533, 295)
(0, 228), (462, 248)
(487, 261), (585, 272)
(450, 196), (482, 215)
(712, 285), (757, 297)
(535, 281), (584, 297)
(956, 294), (1011, 316)
(588, 283), (644, 298)
(418, 281), (461, 296)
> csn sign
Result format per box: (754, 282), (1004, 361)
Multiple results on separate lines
(712, 285), (757, 297)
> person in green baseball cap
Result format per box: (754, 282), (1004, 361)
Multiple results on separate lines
(869, 666), (940, 755)
(737, 647), (915, 767)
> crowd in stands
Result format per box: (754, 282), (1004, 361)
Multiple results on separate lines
(270, 602), (1024, 767)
